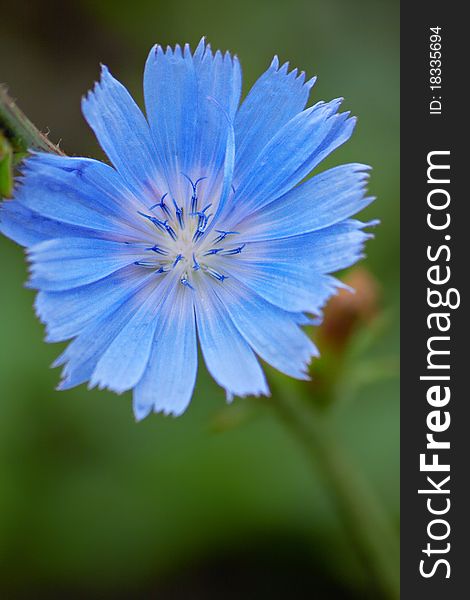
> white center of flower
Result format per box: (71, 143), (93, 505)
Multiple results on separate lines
(134, 181), (244, 289)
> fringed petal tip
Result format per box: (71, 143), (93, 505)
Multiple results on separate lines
(133, 400), (188, 422)
(146, 37), (239, 67)
(82, 64), (110, 104)
(133, 402), (152, 422)
(269, 55), (317, 90)
(224, 383), (271, 404)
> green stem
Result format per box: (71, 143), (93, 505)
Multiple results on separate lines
(270, 380), (399, 599)
(0, 85), (63, 155)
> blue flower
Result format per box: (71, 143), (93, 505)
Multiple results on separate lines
(0, 39), (375, 420)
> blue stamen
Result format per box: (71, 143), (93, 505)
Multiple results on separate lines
(197, 214), (207, 230)
(182, 173), (207, 212)
(137, 211), (167, 232)
(172, 199), (184, 229)
(190, 204), (211, 221)
(213, 230), (239, 244)
(204, 248), (223, 256)
(192, 253), (200, 270)
(180, 274), (194, 290)
(205, 267), (228, 282)
(134, 260), (157, 268)
(193, 229), (204, 243)
(145, 245), (168, 255)
(222, 243), (246, 256)
(139, 211), (177, 240)
(194, 177), (207, 187)
(149, 193), (170, 216)
(173, 253), (183, 267)
(191, 203), (212, 241)
(158, 220), (177, 240)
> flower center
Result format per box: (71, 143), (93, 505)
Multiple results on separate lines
(133, 176), (245, 289)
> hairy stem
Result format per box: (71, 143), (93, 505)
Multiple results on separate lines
(270, 380), (399, 599)
(0, 85), (63, 155)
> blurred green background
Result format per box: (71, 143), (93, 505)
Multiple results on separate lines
(0, 0), (399, 597)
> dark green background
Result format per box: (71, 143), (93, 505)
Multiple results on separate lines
(0, 0), (399, 597)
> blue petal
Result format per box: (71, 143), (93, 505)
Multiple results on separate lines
(133, 287), (197, 418)
(225, 100), (356, 225)
(35, 265), (153, 342)
(194, 280), (269, 400)
(223, 259), (344, 314)
(82, 65), (165, 199)
(0, 201), (102, 247)
(239, 220), (374, 274)
(55, 279), (160, 391)
(27, 238), (147, 291)
(238, 164), (373, 241)
(191, 41), (241, 206)
(234, 56), (315, 185)
(212, 278), (318, 380)
(207, 119), (236, 230)
(10, 153), (149, 240)
(89, 275), (175, 393)
(144, 39), (241, 202)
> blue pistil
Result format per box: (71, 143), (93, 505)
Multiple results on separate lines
(192, 254), (201, 270)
